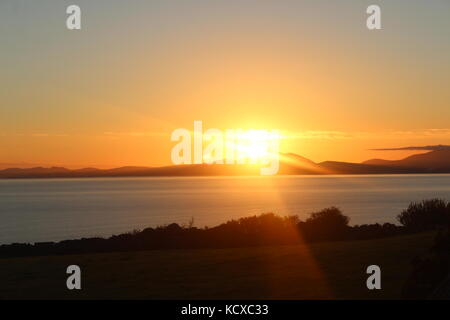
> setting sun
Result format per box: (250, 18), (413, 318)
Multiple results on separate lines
(233, 130), (280, 163)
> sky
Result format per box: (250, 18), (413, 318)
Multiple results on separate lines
(0, 0), (449, 168)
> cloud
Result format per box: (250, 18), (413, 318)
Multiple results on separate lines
(284, 130), (356, 139)
(102, 131), (168, 137)
(285, 128), (450, 140)
(370, 145), (450, 151)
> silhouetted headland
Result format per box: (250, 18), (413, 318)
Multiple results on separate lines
(1, 150), (450, 179)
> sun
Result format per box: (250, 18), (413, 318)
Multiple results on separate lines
(234, 130), (279, 163)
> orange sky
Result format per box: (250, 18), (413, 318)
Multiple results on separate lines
(1, 1), (449, 168)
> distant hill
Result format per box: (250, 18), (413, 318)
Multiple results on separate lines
(318, 161), (416, 174)
(280, 150), (450, 174)
(278, 153), (329, 174)
(1, 150), (449, 178)
(363, 150), (450, 170)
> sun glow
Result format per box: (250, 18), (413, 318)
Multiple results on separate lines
(233, 130), (279, 163)
(171, 121), (281, 174)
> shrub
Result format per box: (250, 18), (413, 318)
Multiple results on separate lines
(397, 199), (450, 231)
(300, 207), (350, 241)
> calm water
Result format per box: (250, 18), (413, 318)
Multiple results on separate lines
(0, 175), (449, 244)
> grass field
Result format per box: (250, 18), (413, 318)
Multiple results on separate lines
(0, 232), (435, 300)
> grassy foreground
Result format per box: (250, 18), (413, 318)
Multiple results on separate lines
(0, 232), (434, 300)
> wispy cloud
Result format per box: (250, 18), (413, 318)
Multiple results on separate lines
(29, 133), (69, 137)
(284, 130), (356, 139)
(102, 131), (168, 137)
(0, 133), (68, 137)
(2, 128), (450, 140)
(285, 128), (450, 140)
(370, 144), (450, 151)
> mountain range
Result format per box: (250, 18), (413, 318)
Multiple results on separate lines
(0, 150), (449, 179)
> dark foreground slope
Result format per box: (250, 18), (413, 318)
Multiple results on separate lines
(0, 232), (435, 299)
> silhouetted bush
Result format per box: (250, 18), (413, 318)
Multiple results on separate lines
(349, 223), (404, 240)
(397, 199), (450, 231)
(299, 207), (350, 241)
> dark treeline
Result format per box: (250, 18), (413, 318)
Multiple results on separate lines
(1, 199), (449, 258)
